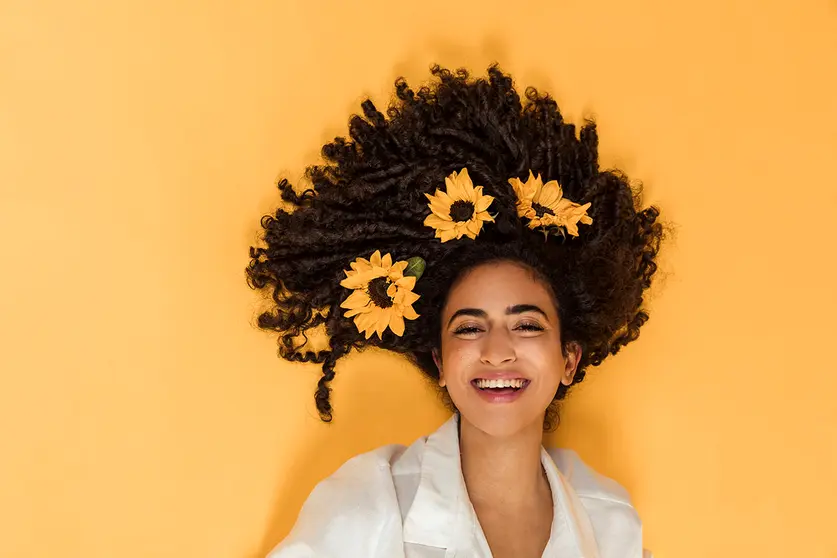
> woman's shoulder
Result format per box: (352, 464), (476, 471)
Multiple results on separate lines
(289, 442), (410, 516)
(546, 447), (634, 505)
(324, 442), (411, 480)
(266, 442), (416, 558)
(547, 447), (651, 558)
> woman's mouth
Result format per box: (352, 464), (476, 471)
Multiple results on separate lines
(471, 378), (530, 403)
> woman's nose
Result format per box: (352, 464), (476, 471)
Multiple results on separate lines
(479, 328), (517, 366)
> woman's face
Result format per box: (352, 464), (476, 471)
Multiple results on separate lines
(433, 260), (581, 438)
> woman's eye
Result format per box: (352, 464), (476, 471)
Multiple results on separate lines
(516, 323), (544, 332)
(453, 325), (482, 335)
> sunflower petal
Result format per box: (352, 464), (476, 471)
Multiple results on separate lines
(402, 305), (419, 320)
(344, 304), (371, 318)
(350, 259), (373, 273)
(354, 311), (376, 337)
(381, 253), (392, 269)
(562, 207), (587, 224)
(465, 218), (483, 238)
(434, 189), (454, 207)
(394, 275), (417, 290)
(341, 289), (371, 310)
(461, 174), (477, 201)
(425, 192), (452, 215)
(508, 177), (524, 197)
(374, 310), (390, 338)
(539, 214), (563, 228)
(424, 213), (457, 230)
(450, 168), (473, 201)
(530, 171), (541, 186)
(439, 228), (459, 242)
(474, 193), (494, 213)
(553, 198), (576, 212)
(396, 290), (421, 306)
(340, 267), (386, 289)
(445, 174), (464, 201)
(539, 181), (563, 208)
(454, 222), (472, 238)
(524, 183), (539, 199)
(389, 313), (405, 336)
(428, 199), (453, 220)
(532, 184), (544, 205)
(355, 305), (378, 330)
(428, 192), (452, 210)
(370, 250), (382, 268)
(519, 205), (536, 219)
(339, 276), (362, 290)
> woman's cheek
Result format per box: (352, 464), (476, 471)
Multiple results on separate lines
(520, 338), (564, 381)
(444, 341), (481, 385)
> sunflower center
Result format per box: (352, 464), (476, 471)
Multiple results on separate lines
(367, 277), (394, 308)
(532, 202), (555, 218)
(449, 200), (475, 222)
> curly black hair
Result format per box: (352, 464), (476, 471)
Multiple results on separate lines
(247, 64), (663, 428)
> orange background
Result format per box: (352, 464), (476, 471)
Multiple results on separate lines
(2, 1), (836, 557)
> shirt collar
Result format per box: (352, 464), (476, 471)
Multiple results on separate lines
(402, 414), (600, 557)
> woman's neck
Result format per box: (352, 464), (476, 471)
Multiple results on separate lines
(458, 415), (551, 509)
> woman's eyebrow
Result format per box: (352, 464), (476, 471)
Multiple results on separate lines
(507, 304), (549, 321)
(447, 308), (487, 326)
(447, 304), (549, 327)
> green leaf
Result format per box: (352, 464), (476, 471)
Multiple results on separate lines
(404, 256), (426, 280)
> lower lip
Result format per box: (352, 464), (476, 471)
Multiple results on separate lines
(471, 380), (530, 403)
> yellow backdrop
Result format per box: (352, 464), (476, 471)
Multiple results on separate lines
(2, 1), (836, 556)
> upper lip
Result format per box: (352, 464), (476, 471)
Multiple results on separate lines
(471, 370), (529, 381)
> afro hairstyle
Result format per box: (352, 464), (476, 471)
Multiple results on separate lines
(246, 64), (664, 427)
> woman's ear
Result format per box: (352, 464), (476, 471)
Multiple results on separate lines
(560, 342), (582, 386)
(432, 349), (445, 387)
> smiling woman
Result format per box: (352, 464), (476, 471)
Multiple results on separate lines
(247, 64), (663, 558)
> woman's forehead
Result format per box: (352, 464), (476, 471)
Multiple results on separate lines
(444, 262), (555, 314)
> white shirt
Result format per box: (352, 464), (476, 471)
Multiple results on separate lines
(268, 414), (652, 558)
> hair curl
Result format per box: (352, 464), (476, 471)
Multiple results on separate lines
(247, 64), (663, 428)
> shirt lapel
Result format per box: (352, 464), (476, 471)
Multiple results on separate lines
(401, 414), (463, 550)
(540, 447), (601, 558)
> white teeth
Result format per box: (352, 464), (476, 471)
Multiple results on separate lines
(475, 378), (525, 389)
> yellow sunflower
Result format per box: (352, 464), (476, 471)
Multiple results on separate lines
(509, 171), (593, 237)
(339, 250), (420, 339)
(423, 168), (495, 242)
